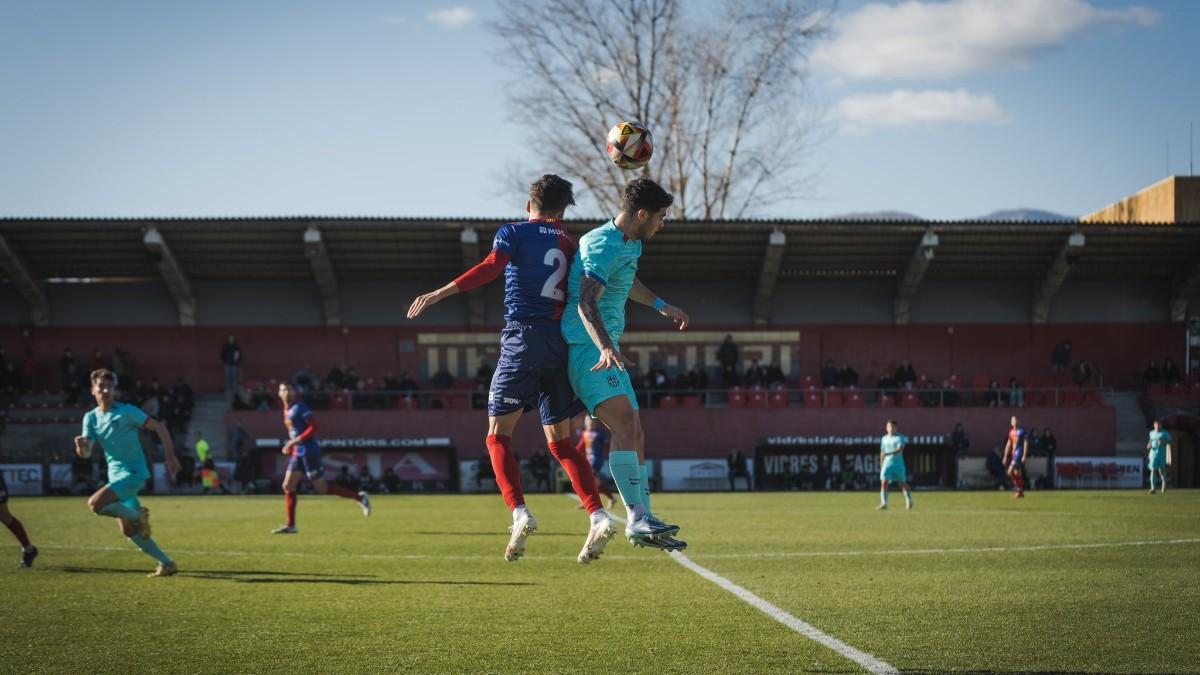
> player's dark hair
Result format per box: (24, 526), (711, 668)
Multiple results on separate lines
(90, 368), (115, 386)
(886, 419), (897, 427)
(620, 177), (674, 215)
(529, 174), (575, 214)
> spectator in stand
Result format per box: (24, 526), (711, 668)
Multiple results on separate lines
(88, 348), (106, 373)
(528, 447), (551, 492)
(249, 383), (272, 411)
(1041, 428), (1058, 485)
(111, 348), (132, 383)
(325, 364), (347, 390)
(474, 357), (494, 387)
(920, 381), (939, 407)
(942, 379), (961, 407)
(766, 363), (785, 388)
(1007, 377), (1025, 408)
(19, 348), (35, 392)
(344, 366), (361, 391)
(0, 347), (7, 374)
(986, 445), (1007, 490)
(820, 360), (839, 389)
(837, 363), (859, 389)
(431, 367), (453, 390)
(231, 385), (254, 411)
(292, 365), (317, 394)
(1143, 360), (1163, 388)
(949, 423), (970, 457)
(1072, 360), (1094, 387)
(688, 364), (710, 390)
(894, 360), (917, 387)
(358, 466), (377, 494)
(649, 364), (668, 390)
(1027, 427), (1042, 457)
(398, 371), (419, 401)
(1052, 339), (1072, 374)
(717, 334), (739, 387)
(221, 335), (242, 398)
(59, 348), (76, 391)
(745, 359), (766, 388)
(381, 467), (400, 494)
(63, 362), (83, 405)
(985, 380), (1002, 407)
(1162, 357), (1183, 386)
(727, 448), (751, 491)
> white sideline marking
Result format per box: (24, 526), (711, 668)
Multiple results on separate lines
(38, 538), (1200, 564)
(670, 550), (900, 674)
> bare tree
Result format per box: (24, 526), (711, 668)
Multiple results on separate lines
(490, 0), (833, 220)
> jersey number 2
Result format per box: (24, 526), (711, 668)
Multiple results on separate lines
(540, 249), (567, 301)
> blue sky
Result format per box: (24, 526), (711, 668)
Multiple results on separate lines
(0, 0), (1197, 220)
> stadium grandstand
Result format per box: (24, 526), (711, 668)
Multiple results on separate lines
(2, 176), (1199, 496)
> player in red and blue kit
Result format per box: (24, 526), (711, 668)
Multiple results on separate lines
(407, 175), (616, 565)
(1002, 415), (1029, 499)
(272, 382), (370, 534)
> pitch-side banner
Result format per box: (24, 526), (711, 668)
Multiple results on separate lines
(756, 435), (947, 488)
(0, 464), (44, 496)
(1053, 457), (1143, 489)
(255, 438), (457, 491)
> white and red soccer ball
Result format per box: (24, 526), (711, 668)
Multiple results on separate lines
(605, 121), (653, 170)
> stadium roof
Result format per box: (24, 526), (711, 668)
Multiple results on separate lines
(1, 216), (1196, 283)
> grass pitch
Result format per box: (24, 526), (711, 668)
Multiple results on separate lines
(3, 490), (1199, 673)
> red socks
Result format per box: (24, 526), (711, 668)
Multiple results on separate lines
(547, 438), (603, 514)
(328, 484), (362, 501)
(5, 517), (30, 548)
(285, 492), (297, 527)
(1013, 473), (1025, 492)
(486, 434), (525, 511)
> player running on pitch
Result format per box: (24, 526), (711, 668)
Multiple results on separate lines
(877, 419), (913, 510)
(562, 177), (688, 551)
(272, 382), (371, 534)
(1147, 419), (1172, 494)
(1, 470), (37, 568)
(1003, 415), (1029, 499)
(406, 175), (617, 564)
(76, 369), (182, 577)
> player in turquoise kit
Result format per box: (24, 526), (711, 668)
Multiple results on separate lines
(75, 369), (182, 577)
(877, 420), (913, 510)
(1146, 419), (1172, 494)
(562, 177), (690, 551)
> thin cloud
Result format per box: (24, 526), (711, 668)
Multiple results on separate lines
(815, 0), (1160, 81)
(837, 89), (1012, 134)
(426, 7), (477, 29)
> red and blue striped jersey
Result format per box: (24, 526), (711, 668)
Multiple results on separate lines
(494, 220), (577, 322)
(284, 402), (318, 456)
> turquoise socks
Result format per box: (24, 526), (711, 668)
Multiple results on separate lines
(609, 450), (644, 519)
(129, 534), (173, 566)
(98, 501), (139, 521)
(639, 464), (652, 513)
(881, 490), (889, 507)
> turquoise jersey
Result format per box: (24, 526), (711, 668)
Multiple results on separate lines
(1148, 430), (1169, 452)
(82, 403), (150, 481)
(561, 220), (642, 346)
(880, 433), (907, 469)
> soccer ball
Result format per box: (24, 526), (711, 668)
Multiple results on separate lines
(605, 122), (653, 170)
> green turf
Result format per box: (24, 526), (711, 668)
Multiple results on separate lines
(3, 490), (1199, 674)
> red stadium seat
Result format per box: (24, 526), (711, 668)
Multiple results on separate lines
(825, 390), (844, 408)
(804, 391), (821, 408)
(727, 390), (746, 409)
(801, 375), (816, 390)
(1082, 390), (1104, 407)
(657, 394), (678, 409)
(1025, 391), (1045, 407)
(879, 394), (896, 408)
(948, 374), (960, 389)
(747, 391), (766, 408)
(332, 394), (349, 410)
(394, 396), (416, 410)
(900, 392), (920, 408)
(1062, 389), (1084, 407)
(1147, 383), (1166, 397)
(767, 391), (788, 409)
(845, 391), (866, 408)
(681, 395), (703, 409)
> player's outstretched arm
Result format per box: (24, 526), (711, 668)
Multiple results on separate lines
(579, 276), (634, 372)
(407, 282), (460, 319)
(631, 277), (688, 329)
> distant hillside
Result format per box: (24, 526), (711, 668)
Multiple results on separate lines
(972, 209), (1075, 222)
(826, 210), (924, 221)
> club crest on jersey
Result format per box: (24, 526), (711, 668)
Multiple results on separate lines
(607, 375), (620, 388)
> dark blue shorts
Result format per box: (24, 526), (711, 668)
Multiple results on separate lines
(287, 445), (325, 481)
(489, 320), (584, 425)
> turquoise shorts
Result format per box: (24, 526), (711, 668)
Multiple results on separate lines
(1148, 451), (1166, 470)
(105, 473), (146, 511)
(880, 460), (907, 484)
(567, 342), (640, 415)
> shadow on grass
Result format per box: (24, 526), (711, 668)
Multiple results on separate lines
(50, 565), (534, 587)
(413, 531), (576, 538)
